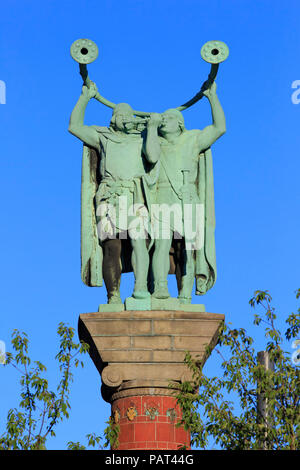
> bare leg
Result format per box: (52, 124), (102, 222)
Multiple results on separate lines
(152, 231), (173, 298)
(130, 238), (150, 298)
(178, 246), (195, 303)
(102, 239), (122, 303)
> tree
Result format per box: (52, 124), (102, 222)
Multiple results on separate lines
(176, 289), (300, 450)
(0, 323), (108, 450)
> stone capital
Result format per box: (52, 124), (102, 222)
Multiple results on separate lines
(78, 309), (224, 403)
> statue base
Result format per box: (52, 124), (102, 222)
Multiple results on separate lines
(124, 295), (152, 311)
(78, 308), (224, 450)
(99, 297), (205, 312)
(98, 303), (124, 313)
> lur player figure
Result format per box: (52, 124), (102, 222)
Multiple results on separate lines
(69, 82), (156, 304)
(144, 82), (226, 303)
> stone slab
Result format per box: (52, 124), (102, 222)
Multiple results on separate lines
(81, 310), (223, 320)
(98, 303), (124, 313)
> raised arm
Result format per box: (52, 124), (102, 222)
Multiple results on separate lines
(143, 113), (162, 164)
(68, 82), (100, 150)
(198, 81), (226, 151)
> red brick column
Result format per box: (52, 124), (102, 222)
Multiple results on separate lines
(111, 394), (190, 450)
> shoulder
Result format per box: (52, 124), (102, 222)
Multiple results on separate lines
(187, 129), (202, 138)
(187, 129), (208, 150)
(90, 125), (110, 134)
(179, 129), (202, 145)
(181, 129), (201, 139)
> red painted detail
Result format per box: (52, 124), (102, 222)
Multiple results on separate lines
(111, 395), (190, 450)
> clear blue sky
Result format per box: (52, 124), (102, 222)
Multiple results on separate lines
(0, 0), (299, 449)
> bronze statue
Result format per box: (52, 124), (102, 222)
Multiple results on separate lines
(69, 39), (228, 309)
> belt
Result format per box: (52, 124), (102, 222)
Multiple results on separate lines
(101, 178), (135, 189)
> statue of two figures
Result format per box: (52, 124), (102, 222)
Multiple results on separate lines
(68, 80), (226, 311)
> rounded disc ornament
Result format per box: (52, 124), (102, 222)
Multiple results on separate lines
(200, 40), (229, 64)
(70, 38), (99, 64)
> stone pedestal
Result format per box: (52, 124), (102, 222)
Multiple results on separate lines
(78, 310), (224, 450)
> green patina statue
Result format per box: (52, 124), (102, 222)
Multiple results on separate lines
(68, 39), (228, 310)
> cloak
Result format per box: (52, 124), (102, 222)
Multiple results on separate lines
(81, 144), (103, 286)
(195, 148), (217, 295)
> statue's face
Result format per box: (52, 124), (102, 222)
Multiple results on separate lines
(159, 112), (181, 135)
(114, 112), (135, 132)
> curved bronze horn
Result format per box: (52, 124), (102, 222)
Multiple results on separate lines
(176, 40), (229, 111)
(70, 38), (118, 110)
(70, 38), (229, 116)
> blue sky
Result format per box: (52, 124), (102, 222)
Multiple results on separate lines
(0, 0), (299, 449)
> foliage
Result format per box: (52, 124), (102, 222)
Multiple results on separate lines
(0, 323), (93, 450)
(67, 432), (102, 450)
(103, 416), (120, 450)
(176, 289), (300, 450)
(67, 419), (119, 450)
(0, 322), (121, 450)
